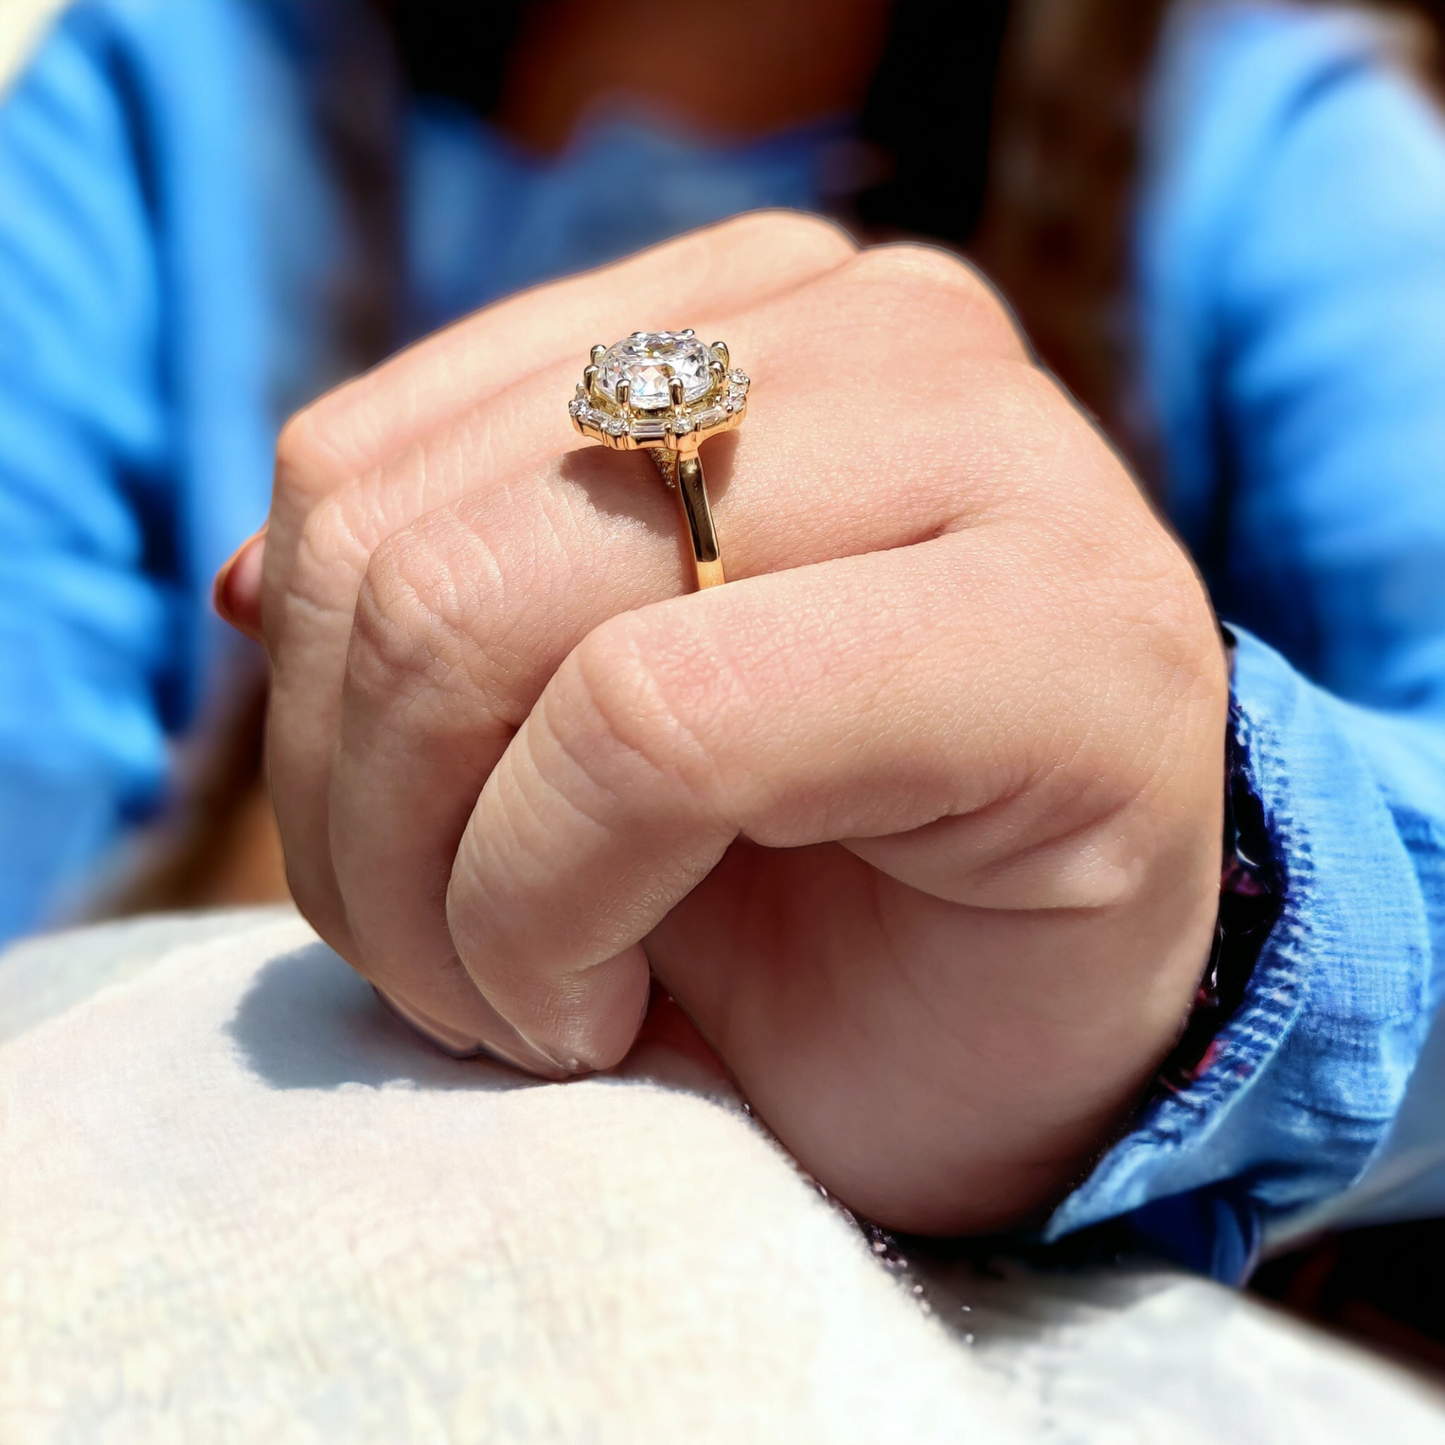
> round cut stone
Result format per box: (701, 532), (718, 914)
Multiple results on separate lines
(597, 331), (718, 410)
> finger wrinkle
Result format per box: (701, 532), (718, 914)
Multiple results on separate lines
(347, 497), (551, 736)
(454, 733), (671, 990)
(289, 492), (377, 611)
(542, 650), (724, 835)
(585, 615), (755, 820)
(348, 594), (458, 715)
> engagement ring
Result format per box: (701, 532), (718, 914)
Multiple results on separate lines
(569, 330), (749, 590)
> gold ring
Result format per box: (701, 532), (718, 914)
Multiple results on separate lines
(569, 330), (749, 590)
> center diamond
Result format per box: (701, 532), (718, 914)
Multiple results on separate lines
(597, 331), (717, 410)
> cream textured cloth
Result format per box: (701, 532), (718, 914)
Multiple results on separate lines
(2, 908), (1442, 1443)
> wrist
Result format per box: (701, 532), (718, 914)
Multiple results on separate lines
(1153, 670), (1286, 1097)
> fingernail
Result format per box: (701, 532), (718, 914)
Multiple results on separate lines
(214, 526), (267, 640)
(514, 1028), (588, 1077)
(374, 985), (580, 1077)
(374, 986), (494, 1059)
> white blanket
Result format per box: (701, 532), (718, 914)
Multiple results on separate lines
(2, 909), (1441, 1443)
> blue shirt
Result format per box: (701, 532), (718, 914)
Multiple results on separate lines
(3, 0), (1445, 1276)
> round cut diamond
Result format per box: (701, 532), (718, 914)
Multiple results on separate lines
(597, 331), (718, 410)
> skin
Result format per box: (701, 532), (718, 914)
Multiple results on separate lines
(221, 213), (1227, 1234)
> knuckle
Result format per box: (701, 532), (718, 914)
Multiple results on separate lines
(847, 244), (1024, 354)
(347, 522), (465, 705)
(655, 210), (857, 304)
(268, 401), (375, 651)
(563, 613), (719, 805)
(848, 241), (979, 294)
(274, 400), (352, 508)
(343, 508), (524, 736)
(568, 616), (668, 751)
(1133, 547), (1221, 679)
(718, 208), (858, 263)
(288, 490), (373, 620)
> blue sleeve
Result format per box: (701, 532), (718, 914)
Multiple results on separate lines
(1210, 51), (1445, 714)
(1046, 631), (1443, 1277)
(1048, 14), (1445, 1278)
(1144, 7), (1445, 714)
(0, 10), (179, 936)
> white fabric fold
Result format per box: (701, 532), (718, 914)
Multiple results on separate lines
(1, 908), (1440, 1442)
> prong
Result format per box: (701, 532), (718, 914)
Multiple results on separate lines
(711, 341), (729, 370)
(590, 343), (606, 365)
(616, 379), (631, 409)
(669, 376), (686, 409)
(709, 359), (725, 387)
(583, 364), (598, 393)
(681, 328), (695, 337)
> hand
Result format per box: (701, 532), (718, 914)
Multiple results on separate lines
(242, 213), (1227, 1233)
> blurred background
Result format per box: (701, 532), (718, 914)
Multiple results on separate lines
(2, 0), (1445, 1380)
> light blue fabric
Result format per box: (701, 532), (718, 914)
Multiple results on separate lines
(406, 102), (850, 335)
(0, 0), (273, 928)
(1141, 2), (1445, 714)
(4, 0), (1445, 1277)
(1043, 1), (1445, 1274)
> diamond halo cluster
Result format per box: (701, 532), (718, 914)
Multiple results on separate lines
(569, 330), (750, 450)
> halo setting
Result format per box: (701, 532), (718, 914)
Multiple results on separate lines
(569, 329), (749, 450)
(568, 328), (746, 591)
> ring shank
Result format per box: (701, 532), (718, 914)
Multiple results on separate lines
(651, 448), (726, 590)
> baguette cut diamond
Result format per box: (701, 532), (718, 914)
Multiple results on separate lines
(597, 331), (717, 409)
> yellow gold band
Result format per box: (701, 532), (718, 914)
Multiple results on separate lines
(652, 446), (726, 590)
(571, 332), (748, 594)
